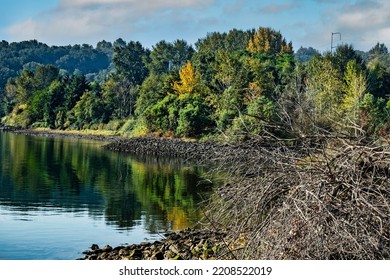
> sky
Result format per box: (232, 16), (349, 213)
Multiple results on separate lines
(0, 0), (388, 52)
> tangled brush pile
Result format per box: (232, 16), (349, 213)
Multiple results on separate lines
(204, 136), (390, 259)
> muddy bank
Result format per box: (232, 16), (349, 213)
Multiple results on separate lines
(78, 228), (235, 260)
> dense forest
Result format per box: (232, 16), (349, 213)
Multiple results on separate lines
(1, 27), (390, 141)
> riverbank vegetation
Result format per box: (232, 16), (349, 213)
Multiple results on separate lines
(2, 27), (390, 259)
(2, 27), (390, 140)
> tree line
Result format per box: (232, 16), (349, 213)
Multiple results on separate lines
(1, 27), (390, 140)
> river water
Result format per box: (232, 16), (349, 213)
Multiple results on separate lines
(0, 131), (212, 260)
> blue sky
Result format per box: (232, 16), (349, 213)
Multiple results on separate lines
(0, 0), (388, 52)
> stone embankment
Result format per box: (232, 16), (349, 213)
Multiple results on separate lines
(78, 228), (234, 260)
(103, 136), (255, 164)
(104, 137), (217, 161)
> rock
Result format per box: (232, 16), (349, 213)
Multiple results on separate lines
(140, 242), (151, 248)
(102, 245), (112, 252)
(129, 249), (143, 259)
(91, 244), (99, 250)
(79, 228), (230, 260)
(88, 254), (98, 260)
(169, 245), (180, 255)
(97, 252), (109, 260)
(151, 251), (164, 260)
(119, 249), (130, 256)
(82, 250), (93, 255)
(164, 250), (174, 259)
(102, 137), (250, 164)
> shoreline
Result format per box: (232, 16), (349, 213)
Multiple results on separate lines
(78, 228), (234, 260)
(1, 126), (121, 143)
(1, 126), (254, 163)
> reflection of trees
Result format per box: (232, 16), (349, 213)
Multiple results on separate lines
(0, 132), (104, 209)
(95, 154), (212, 232)
(0, 132), (213, 233)
(128, 156), (211, 232)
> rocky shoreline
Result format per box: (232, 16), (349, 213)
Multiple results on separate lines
(103, 136), (260, 165)
(104, 137), (222, 162)
(78, 228), (235, 260)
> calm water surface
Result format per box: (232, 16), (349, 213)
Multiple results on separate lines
(0, 131), (212, 259)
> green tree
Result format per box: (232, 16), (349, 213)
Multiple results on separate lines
(112, 41), (149, 118)
(176, 99), (213, 137)
(367, 61), (390, 99)
(341, 60), (367, 135)
(295, 46), (319, 62)
(143, 94), (179, 133)
(100, 77), (121, 120)
(192, 30), (252, 85)
(33, 64), (60, 91)
(113, 41), (149, 86)
(135, 73), (174, 117)
(55, 74), (89, 128)
(359, 93), (389, 135)
(13, 69), (35, 104)
(244, 95), (276, 134)
(29, 80), (64, 127)
(212, 50), (249, 93)
(146, 40), (194, 75)
(210, 51), (249, 130)
(331, 44), (365, 76)
(368, 42), (388, 59)
(306, 54), (344, 130)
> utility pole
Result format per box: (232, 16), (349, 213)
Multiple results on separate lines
(331, 32), (341, 53)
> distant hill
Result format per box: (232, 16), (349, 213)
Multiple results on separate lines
(0, 39), (114, 90)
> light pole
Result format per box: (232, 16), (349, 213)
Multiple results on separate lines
(331, 32), (341, 53)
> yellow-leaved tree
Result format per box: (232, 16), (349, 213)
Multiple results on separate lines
(247, 27), (293, 54)
(172, 61), (213, 137)
(172, 61), (202, 99)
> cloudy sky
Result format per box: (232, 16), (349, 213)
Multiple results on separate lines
(0, 0), (388, 52)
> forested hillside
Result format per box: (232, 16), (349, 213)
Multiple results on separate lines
(2, 27), (390, 141)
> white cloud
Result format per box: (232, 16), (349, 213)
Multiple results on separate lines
(4, 0), (214, 46)
(333, 0), (390, 50)
(337, 1), (388, 28)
